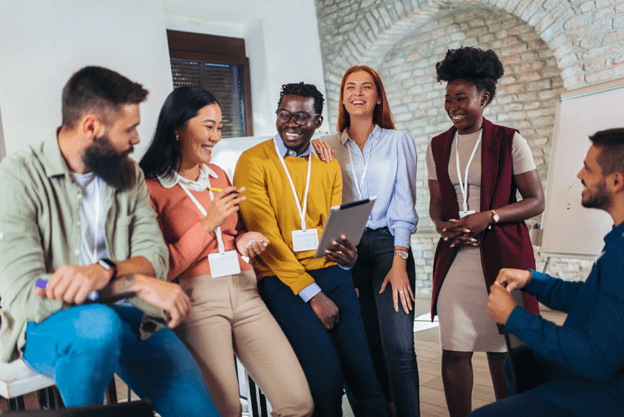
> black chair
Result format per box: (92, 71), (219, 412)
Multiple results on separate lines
(0, 399), (153, 416)
(504, 289), (547, 394)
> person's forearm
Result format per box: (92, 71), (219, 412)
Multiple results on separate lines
(487, 197), (544, 225)
(114, 256), (156, 278)
(429, 201), (447, 233)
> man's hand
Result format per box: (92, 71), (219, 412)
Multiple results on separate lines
(34, 263), (112, 304)
(132, 275), (191, 328)
(309, 291), (339, 330)
(487, 282), (518, 325)
(496, 268), (532, 291)
(324, 235), (357, 267)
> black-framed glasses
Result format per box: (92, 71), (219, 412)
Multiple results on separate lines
(275, 110), (320, 126)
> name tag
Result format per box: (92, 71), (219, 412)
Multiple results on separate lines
(458, 210), (476, 218)
(208, 250), (241, 278)
(292, 229), (319, 252)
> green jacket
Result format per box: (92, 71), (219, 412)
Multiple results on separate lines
(0, 133), (169, 362)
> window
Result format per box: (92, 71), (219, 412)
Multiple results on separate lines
(167, 30), (253, 137)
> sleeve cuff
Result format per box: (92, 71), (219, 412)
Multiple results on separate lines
(392, 227), (412, 248)
(524, 269), (549, 295)
(298, 283), (322, 303)
(505, 305), (533, 334)
(338, 252), (358, 270)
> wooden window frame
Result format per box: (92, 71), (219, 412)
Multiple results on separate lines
(167, 30), (254, 137)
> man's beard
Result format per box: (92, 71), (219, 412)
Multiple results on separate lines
(83, 134), (136, 192)
(581, 178), (612, 210)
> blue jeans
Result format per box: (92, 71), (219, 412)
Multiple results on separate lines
(258, 266), (387, 417)
(351, 227), (420, 417)
(23, 304), (219, 417)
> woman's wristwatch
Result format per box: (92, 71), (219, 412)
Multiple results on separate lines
(488, 210), (500, 229)
(394, 250), (409, 260)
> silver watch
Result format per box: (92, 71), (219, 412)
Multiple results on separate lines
(394, 250), (409, 260)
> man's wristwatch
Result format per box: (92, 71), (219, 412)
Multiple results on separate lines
(491, 210), (500, 223)
(98, 258), (117, 280)
(394, 250), (409, 260)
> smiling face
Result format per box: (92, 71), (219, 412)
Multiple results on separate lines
(444, 79), (489, 134)
(342, 70), (380, 121)
(578, 144), (613, 210)
(276, 94), (322, 155)
(177, 103), (222, 170)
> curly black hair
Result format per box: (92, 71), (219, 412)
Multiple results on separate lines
(435, 46), (504, 104)
(277, 82), (324, 115)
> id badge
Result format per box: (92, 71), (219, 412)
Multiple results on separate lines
(292, 229), (319, 252)
(458, 210), (476, 218)
(208, 250), (241, 278)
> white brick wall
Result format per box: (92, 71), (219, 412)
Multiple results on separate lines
(315, 0), (624, 295)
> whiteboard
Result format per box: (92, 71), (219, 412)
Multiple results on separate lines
(540, 79), (624, 259)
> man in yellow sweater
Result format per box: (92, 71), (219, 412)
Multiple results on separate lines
(234, 83), (387, 416)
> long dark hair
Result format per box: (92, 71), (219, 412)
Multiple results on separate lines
(140, 87), (219, 179)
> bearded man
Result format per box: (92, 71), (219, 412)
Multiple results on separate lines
(0, 66), (219, 417)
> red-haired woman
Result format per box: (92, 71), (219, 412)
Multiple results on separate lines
(314, 65), (420, 417)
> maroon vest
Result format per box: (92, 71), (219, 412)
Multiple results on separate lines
(430, 118), (539, 323)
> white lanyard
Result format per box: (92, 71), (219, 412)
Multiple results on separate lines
(179, 183), (226, 254)
(274, 141), (313, 231)
(347, 141), (371, 201)
(92, 180), (100, 263)
(455, 130), (482, 213)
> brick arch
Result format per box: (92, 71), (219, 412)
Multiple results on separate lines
(319, 0), (624, 127)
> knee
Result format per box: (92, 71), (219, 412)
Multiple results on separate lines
(71, 305), (123, 354)
(442, 350), (473, 365)
(272, 390), (314, 417)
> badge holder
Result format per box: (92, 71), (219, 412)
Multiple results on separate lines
(292, 228), (319, 252)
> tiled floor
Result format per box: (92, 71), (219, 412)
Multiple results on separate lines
(0, 299), (567, 416)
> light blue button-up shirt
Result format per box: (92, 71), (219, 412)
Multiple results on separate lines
(324, 126), (418, 248)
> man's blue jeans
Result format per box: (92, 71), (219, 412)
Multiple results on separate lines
(258, 265), (388, 417)
(22, 304), (219, 417)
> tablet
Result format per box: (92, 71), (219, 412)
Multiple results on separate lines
(314, 197), (376, 257)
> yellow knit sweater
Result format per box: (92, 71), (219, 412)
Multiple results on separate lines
(234, 139), (342, 294)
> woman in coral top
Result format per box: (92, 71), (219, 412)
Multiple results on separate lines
(140, 87), (312, 417)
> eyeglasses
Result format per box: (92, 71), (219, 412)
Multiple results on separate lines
(275, 110), (319, 126)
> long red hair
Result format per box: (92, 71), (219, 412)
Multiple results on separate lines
(336, 65), (395, 132)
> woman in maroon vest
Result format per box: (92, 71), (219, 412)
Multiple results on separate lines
(426, 47), (544, 417)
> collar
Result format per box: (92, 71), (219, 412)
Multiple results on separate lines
(157, 164), (219, 191)
(339, 124), (382, 146)
(604, 220), (624, 247)
(42, 130), (73, 178)
(274, 134), (312, 158)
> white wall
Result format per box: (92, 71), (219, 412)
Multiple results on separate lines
(0, 0), (174, 158)
(0, 0), (329, 160)
(164, 0), (330, 136)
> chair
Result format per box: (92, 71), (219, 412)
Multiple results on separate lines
(0, 399), (153, 416)
(0, 358), (58, 410)
(504, 289), (547, 394)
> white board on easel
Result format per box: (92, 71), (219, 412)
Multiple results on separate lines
(540, 79), (624, 259)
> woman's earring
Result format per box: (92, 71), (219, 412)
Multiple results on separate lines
(175, 134), (179, 141)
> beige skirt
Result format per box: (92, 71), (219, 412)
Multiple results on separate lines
(436, 245), (507, 352)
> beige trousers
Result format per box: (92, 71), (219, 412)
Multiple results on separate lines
(175, 270), (313, 417)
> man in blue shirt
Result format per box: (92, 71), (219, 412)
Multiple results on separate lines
(471, 128), (624, 416)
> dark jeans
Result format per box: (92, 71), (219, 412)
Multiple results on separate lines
(258, 266), (387, 417)
(351, 227), (420, 417)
